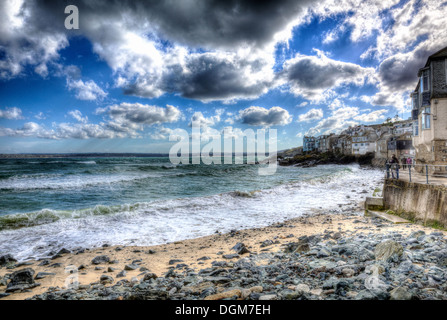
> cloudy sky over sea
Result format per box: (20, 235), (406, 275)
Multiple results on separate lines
(0, 0), (446, 153)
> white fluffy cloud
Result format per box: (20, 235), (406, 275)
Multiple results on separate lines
(68, 110), (88, 123)
(306, 106), (360, 136)
(354, 109), (388, 123)
(298, 108), (324, 122)
(0, 107), (23, 120)
(0, 103), (182, 140)
(66, 79), (107, 101)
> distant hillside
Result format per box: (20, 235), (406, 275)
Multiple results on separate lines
(278, 146), (303, 158)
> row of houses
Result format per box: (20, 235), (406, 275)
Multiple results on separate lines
(303, 120), (415, 163)
(302, 46), (447, 167)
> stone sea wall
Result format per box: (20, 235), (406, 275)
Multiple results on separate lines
(383, 179), (447, 228)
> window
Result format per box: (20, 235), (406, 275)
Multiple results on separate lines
(422, 107), (431, 129)
(413, 120), (419, 136)
(412, 93), (418, 111)
(421, 70), (429, 92)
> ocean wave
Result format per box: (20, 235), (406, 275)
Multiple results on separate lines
(0, 173), (159, 191)
(0, 203), (143, 231)
(78, 161), (97, 165)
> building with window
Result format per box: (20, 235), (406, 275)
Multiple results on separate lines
(351, 130), (378, 155)
(315, 135), (331, 153)
(411, 46), (447, 166)
(303, 136), (316, 153)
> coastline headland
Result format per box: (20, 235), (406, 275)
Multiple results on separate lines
(278, 152), (375, 167)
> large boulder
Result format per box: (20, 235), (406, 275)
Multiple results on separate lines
(374, 240), (404, 263)
(6, 268), (40, 292)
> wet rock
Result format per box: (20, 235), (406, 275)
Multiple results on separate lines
(124, 264), (139, 271)
(0, 254), (17, 267)
(35, 272), (56, 280)
(116, 270), (127, 278)
(91, 255), (110, 265)
(374, 240), (404, 263)
(100, 275), (114, 285)
(6, 268), (40, 292)
(231, 243), (250, 255)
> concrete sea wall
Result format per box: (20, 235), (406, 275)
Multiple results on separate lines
(383, 178), (447, 228)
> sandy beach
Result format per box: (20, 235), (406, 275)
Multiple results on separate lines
(1, 207), (443, 300)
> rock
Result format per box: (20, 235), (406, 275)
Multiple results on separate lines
(231, 243), (250, 255)
(57, 248), (71, 255)
(317, 248), (331, 258)
(249, 286), (263, 293)
(124, 264), (139, 271)
(296, 283), (310, 294)
(100, 275), (114, 284)
(38, 259), (50, 266)
(222, 254), (239, 259)
(342, 268), (355, 278)
(168, 259), (183, 265)
(0, 254), (17, 266)
(260, 240), (273, 248)
(116, 270), (127, 278)
(310, 288), (323, 296)
(259, 294), (277, 300)
(204, 289), (242, 300)
(356, 289), (390, 300)
(390, 287), (412, 300)
(241, 289), (252, 299)
(6, 268), (40, 292)
(91, 255), (110, 265)
(0, 293), (11, 299)
(374, 240), (404, 263)
(197, 256), (211, 261)
(143, 273), (158, 281)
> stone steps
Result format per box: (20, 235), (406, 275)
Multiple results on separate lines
(365, 210), (411, 224)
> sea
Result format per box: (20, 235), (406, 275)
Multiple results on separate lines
(0, 157), (384, 261)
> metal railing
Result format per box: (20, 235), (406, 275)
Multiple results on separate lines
(386, 163), (447, 185)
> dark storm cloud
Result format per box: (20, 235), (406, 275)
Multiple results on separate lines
(277, 51), (374, 99)
(1, 0), (316, 101)
(377, 45), (439, 93)
(32, 0), (314, 49)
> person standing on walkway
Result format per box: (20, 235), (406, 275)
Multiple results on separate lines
(390, 154), (399, 179)
(406, 157), (412, 169)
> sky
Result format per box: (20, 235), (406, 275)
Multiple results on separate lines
(0, 0), (446, 153)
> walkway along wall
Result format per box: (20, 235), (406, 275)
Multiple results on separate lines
(383, 178), (447, 228)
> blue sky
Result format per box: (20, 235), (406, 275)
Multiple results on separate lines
(0, 0), (446, 153)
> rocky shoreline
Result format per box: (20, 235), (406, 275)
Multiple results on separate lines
(278, 152), (375, 168)
(1, 211), (446, 301)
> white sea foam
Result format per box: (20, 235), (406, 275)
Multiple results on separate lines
(0, 173), (160, 190)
